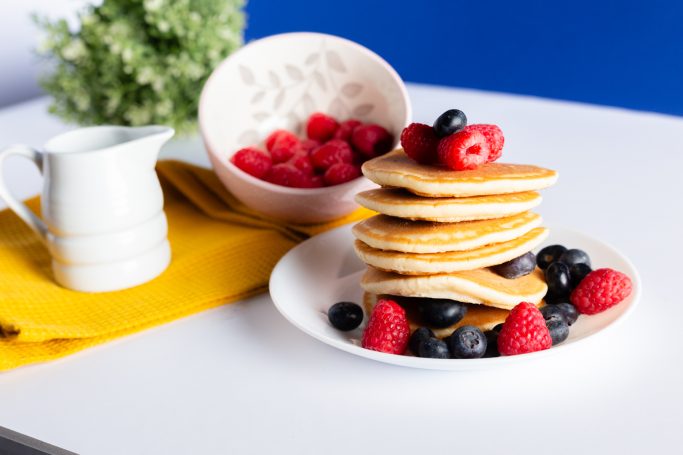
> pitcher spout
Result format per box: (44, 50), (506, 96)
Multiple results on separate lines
(132, 125), (175, 143)
(119, 125), (175, 168)
(131, 125), (175, 159)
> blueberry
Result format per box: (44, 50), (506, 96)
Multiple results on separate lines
(492, 252), (536, 279)
(547, 319), (569, 345)
(544, 290), (570, 305)
(540, 306), (569, 345)
(483, 330), (500, 357)
(417, 337), (450, 358)
(541, 305), (567, 324)
(554, 302), (579, 326)
(558, 249), (591, 268)
(409, 327), (435, 354)
(536, 244), (567, 270)
(545, 262), (571, 297)
(433, 109), (467, 138)
(570, 263), (592, 288)
(447, 325), (487, 359)
(327, 301), (363, 331)
(417, 298), (467, 328)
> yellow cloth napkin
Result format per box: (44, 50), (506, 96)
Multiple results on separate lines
(0, 160), (372, 371)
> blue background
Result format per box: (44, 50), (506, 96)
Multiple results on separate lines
(244, 0), (683, 116)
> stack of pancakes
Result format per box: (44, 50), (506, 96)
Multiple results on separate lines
(352, 149), (558, 337)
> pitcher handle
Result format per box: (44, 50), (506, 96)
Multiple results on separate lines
(0, 145), (48, 241)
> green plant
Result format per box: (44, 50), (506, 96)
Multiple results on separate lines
(35, 0), (245, 134)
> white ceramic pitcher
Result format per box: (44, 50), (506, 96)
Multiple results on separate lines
(0, 125), (174, 292)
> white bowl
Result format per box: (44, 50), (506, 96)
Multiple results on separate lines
(199, 32), (411, 223)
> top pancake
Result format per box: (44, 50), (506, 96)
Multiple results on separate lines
(362, 149), (558, 197)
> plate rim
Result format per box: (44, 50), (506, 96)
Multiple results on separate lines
(269, 224), (642, 370)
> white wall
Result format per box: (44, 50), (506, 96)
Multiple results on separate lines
(0, 1), (87, 107)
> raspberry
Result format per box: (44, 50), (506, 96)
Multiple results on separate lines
(463, 124), (504, 162)
(288, 153), (314, 174)
(231, 147), (272, 179)
(265, 163), (308, 188)
(271, 145), (297, 164)
(324, 162), (361, 186)
(310, 139), (353, 170)
(437, 129), (490, 171)
(303, 175), (324, 188)
(288, 172), (324, 188)
(361, 299), (410, 354)
(333, 119), (362, 141)
(570, 268), (632, 315)
(497, 302), (552, 356)
(400, 123), (440, 164)
(351, 124), (394, 158)
(265, 129), (299, 152)
(306, 113), (339, 142)
(299, 139), (320, 154)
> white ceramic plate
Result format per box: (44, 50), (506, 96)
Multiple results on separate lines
(269, 225), (641, 370)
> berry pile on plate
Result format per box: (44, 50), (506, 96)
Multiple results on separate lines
(230, 113), (394, 188)
(327, 244), (632, 359)
(400, 109), (504, 170)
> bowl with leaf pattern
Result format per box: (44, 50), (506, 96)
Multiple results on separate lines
(199, 32), (411, 223)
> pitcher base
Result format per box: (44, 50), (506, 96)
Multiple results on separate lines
(52, 240), (171, 293)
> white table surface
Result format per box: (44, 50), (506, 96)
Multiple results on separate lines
(0, 84), (681, 454)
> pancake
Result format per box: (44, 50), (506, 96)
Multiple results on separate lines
(354, 227), (549, 275)
(355, 188), (542, 222)
(352, 212), (542, 253)
(363, 292), (510, 338)
(361, 266), (547, 310)
(361, 149), (558, 197)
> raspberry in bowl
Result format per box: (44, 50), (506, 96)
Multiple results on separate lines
(231, 114), (392, 188)
(199, 32), (411, 223)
